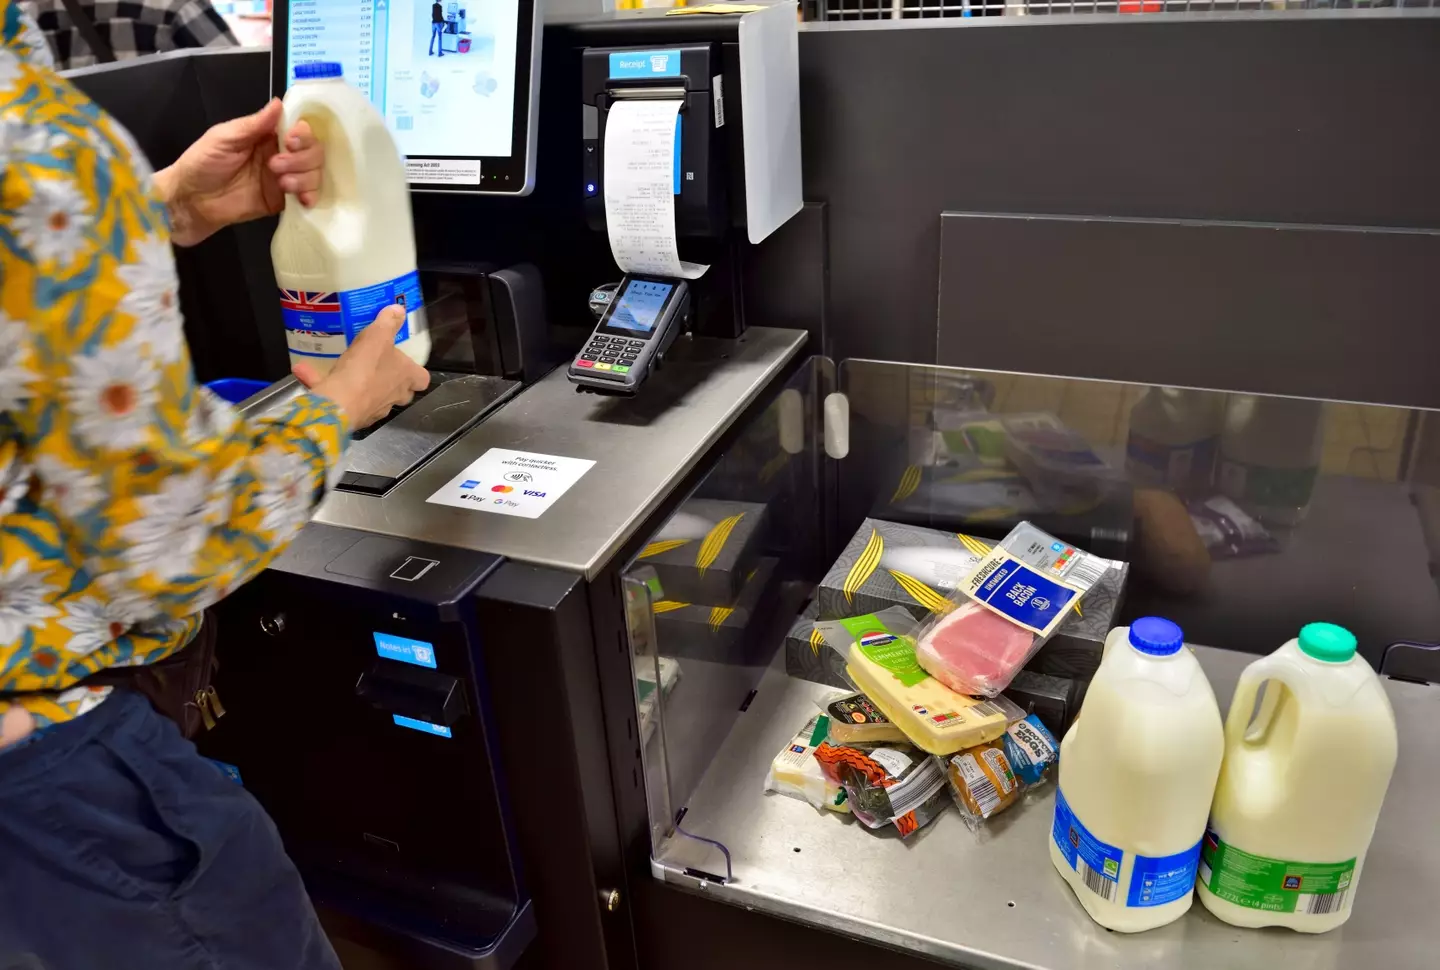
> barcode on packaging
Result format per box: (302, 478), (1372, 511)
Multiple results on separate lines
(1078, 859), (1118, 902)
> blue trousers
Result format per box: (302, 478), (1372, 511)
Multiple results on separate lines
(0, 691), (340, 970)
(430, 22), (445, 55)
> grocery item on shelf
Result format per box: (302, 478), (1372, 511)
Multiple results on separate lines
(826, 609), (1014, 755)
(649, 558), (777, 663)
(946, 739), (1020, 822)
(1133, 488), (1211, 595)
(1187, 494), (1279, 559)
(1198, 623), (1398, 933)
(1004, 713), (1060, 786)
(765, 714), (850, 813)
(816, 518), (1130, 684)
(914, 522), (1119, 697)
(1003, 669), (1080, 736)
(635, 656), (681, 744)
(784, 600), (850, 688)
(1051, 617), (1225, 933)
(636, 498), (770, 604)
(1125, 387), (1225, 493)
(813, 741), (949, 837)
(916, 603), (1035, 697)
(1218, 395), (1323, 528)
(823, 692), (908, 745)
(1001, 413), (1128, 509)
(816, 518), (992, 620)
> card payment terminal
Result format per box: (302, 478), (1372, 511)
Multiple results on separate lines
(568, 276), (690, 395)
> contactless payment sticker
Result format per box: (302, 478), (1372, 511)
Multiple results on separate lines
(426, 449), (596, 519)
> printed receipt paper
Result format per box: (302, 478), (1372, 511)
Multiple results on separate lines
(603, 99), (708, 280)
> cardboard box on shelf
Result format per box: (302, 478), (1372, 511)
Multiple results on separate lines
(651, 557), (779, 664)
(783, 599), (852, 689)
(636, 499), (769, 606)
(816, 518), (1128, 682)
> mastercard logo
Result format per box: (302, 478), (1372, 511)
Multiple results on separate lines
(491, 485), (513, 493)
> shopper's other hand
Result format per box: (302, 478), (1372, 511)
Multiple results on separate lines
(154, 99), (323, 247)
(297, 306), (429, 430)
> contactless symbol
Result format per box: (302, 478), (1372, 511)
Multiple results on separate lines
(503, 471), (533, 483)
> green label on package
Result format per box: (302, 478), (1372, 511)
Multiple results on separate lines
(1200, 830), (1356, 914)
(839, 614), (927, 687)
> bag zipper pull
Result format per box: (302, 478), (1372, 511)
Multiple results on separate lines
(205, 685), (227, 721)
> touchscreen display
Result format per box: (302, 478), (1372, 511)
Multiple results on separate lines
(286, 0), (520, 166)
(607, 280), (674, 333)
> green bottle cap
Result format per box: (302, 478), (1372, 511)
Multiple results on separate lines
(1297, 622), (1357, 663)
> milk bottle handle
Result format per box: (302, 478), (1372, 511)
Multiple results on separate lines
(279, 98), (341, 214)
(1225, 656), (1302, 750)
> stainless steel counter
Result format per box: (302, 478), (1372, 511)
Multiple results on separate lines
(654, 648), (1438, 970)
(306, 328), (806, 579)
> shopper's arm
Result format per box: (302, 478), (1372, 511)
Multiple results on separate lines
(2, 119), (423, 627)
(153, 99), (324, 247)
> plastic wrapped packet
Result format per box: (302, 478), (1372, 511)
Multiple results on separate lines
(823, 691), (908, 745)
(1187, 495), (1279, 559)
(915, 522), (1118, 697)
(817, 608), (1015, 755)
(813, 741), (949, 838)
(946, 713), (1059, 828)
(765, 715), (850, 813)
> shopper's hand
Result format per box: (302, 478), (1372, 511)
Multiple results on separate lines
(153, 99), (323, 247)
(297, 306), (429, 430)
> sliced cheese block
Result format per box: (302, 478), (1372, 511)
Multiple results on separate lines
(846, 646), (1011, 755)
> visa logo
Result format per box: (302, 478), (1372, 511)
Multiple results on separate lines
(523, 489), (547, 498)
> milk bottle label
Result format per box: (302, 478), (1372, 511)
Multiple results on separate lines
(279, 269), (422, 360)
(1199, 829), (1356, 915)
(1053, 788), (1123, 903)
(1128, 839), (1202, 908)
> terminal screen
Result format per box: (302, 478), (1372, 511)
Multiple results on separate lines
(286, 0), (520, 174)
(608, 280), (674, 333)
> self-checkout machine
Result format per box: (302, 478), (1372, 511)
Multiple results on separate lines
(199, 4), (805, 969)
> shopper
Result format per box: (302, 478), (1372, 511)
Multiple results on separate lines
(429, 0), (445, 57)
(0, 2), (428, 966)
(22, 0), (239, 70)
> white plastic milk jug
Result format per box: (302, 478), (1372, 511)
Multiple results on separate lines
(1125, 387), (1225, 492)
(1050, 617), (1224, 932)
(272, 61), (430, 376)
(1198, 623), (1397, 932)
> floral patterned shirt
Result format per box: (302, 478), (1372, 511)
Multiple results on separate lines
(0, 1), (346, 729)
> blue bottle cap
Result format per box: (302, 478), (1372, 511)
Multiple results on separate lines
(1129, 617), (1184, 656)
(295, 62), (343, 80)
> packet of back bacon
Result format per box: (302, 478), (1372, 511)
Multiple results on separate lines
(813, 741), (949, 839)
(914, 523), (1117, 697)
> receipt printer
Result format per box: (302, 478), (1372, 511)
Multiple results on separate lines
(583, 43), (725, 237)
(575, 4), (803, 246)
